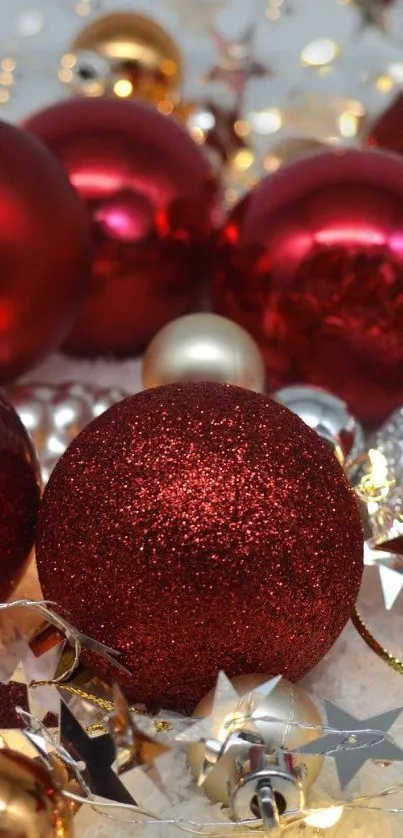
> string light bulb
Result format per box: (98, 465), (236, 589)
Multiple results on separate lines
(304, 805), (344, 829)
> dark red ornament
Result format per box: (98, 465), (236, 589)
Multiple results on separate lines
(36, 382), (363, 710)
(367, 92), (403, 157)
(23, 98), (223, 357)
(0, 394), (40, 599)
(0, 119), (91, 382)
(212, 148), (403, 425)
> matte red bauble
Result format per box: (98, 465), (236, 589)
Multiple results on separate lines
(0, 119), (91, 382)
(36, 383), (363, 710)
(212, 148), (403, 424)
(24, 98), (222, 357)
(0, 394), (40, 599)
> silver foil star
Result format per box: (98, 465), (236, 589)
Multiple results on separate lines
(163, 0), (226, 32)
(364, 542), (403, 610)
(204, 26), (272, 106)
(297, 701), (403, 788)
(176, 671), (281, 784)
(348, 440), (403, 611)
(351, 0), (390, 32)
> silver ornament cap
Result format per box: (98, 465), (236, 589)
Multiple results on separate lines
(274, 385), (364, 464)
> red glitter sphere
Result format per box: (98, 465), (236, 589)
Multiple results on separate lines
(212, 148), (403, 424)
(23, 98), (222, 357)
(0, 119), (91, 382)
(36, 383), (363, 710)
(0, 394), (40, 599)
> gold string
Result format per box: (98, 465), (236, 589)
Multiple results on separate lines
(352, 607), (403, 675)
(30, 681), (172, 733)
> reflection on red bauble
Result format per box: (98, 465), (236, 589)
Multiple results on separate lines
(36, 383), (363, 710)
(213, 148), (403, 424)
(0, 119), (91, 381)
(0, 394), (40, 599)
(24, 98), (222, 357)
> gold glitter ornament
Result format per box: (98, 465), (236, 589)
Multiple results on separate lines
(187, 673), (324, 807)
(68, 11), (182, 106)
(0, 749), (73, 838)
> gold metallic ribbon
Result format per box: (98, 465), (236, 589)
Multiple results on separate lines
(352, 607), (403, 676)
(30, 681), (172, 733)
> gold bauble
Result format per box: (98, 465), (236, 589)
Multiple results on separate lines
(69, 11), (182, 105)
(264, 138), (329, 174)
(142, 313), (266, 392)
(188, 674), (323, 807)
(0, 749), (73, 838)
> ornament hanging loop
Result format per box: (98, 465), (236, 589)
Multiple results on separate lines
(230, 743), (304, 833)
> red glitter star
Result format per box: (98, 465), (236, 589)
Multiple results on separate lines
(204, 26), (272, 107)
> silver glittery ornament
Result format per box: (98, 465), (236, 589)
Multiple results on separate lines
(274, 385), (365, 465)
(3, 382), (128, 485)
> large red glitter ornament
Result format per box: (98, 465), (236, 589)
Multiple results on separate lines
(24, 98), (222, 357)
(36, 383), (363, 710)
(212, 148), (403, 424)
(0, 394), (40, 599)
(0, 119), (91, 382)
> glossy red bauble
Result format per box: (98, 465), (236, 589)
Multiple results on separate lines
(24, 98), (222, 357)
(0, 394), (40, 599)
(213, 148), (403, 424)
(0, 120), (91, 381)
(36, 382), (363, 710)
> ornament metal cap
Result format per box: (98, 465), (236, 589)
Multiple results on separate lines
(274, 385), (364, 465)
(229, 742), (304, 832)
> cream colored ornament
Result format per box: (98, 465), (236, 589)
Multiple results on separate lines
(187, 673), (323, 807)
(142, 313), (266, 392)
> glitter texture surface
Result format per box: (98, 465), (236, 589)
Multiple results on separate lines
(212, 148), (403, 425)
(36, 383), (363, 710)
(0, 395), (41, 599)
(0, 682), (29, 728)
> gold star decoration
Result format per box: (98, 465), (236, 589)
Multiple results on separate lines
(107, 684), (170, 775)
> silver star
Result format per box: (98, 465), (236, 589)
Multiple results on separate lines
(176, 671), (281, 783)
(163, 0), (226, 32)
(10, 632), (63, 720)
(297, 701), (403, 788)
(364, 542), (403, 611)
